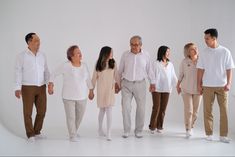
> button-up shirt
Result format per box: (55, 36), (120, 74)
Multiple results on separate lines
(118, 50), (155, 84)
(15, 49), (50, 90)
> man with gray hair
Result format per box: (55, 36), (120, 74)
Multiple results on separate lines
(118, 35), (155, 138)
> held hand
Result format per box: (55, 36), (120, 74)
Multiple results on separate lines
(176, 85), (181, 94)
(115, 83), (120, 94)
(149, 84), (155, 92)
(224, 83), (231, 91)
(48, 83), (54, 95)
(15, 90), (21, 99)
(197, 85), (203, 95)
(88, 90), (94, 100)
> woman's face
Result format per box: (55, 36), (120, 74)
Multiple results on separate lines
(71, 48), (82, 62)
(108, 50), (113, 60)
(188, 45), (198, 58)
(164, 48), (170, 59)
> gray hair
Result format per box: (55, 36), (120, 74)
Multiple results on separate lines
(130, 35), (142, 45)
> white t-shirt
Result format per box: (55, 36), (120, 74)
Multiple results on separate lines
(197, 45), (235, 87)
(153, 61), (177, 93)
(50, 62), (93, 100)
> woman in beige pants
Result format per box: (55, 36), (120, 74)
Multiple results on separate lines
(177, 43), (202, 138)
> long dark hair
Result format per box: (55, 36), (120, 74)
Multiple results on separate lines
(96, 46), (115, 72)
(157, 45), (170, 62)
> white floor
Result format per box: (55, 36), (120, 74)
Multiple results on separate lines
(1, 124), (235, 156)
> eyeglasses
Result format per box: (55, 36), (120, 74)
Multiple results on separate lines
(130, 43), (141, 47)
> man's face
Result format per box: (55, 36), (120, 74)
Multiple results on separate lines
(28, 35), (40, 51)
(204, 34), (216, 48)
(130, 38), (142, 54)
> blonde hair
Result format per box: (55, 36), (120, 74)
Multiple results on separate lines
(184, 43), (195, 58)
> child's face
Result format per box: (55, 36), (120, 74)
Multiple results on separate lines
(108, 50), (113, 60)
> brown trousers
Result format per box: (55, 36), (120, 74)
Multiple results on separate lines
(149, 92), (169, 130)
(21, 85), (47, 138)
(203, 87), (228, 136)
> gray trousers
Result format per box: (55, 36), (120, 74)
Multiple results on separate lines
(63, 99), (87, 138)
(121, 79), (146, 134)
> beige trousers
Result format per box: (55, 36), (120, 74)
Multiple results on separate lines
(182, 93), (202, 130)
(202, 87), (228, 136)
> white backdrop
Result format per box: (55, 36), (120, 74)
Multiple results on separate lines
(0, 0), (235, 137)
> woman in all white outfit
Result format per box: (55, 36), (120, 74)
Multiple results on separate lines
(176, 43), (202, 138)
(48, 45), (93, 142)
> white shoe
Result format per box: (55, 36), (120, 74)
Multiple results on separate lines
(35, 134), (47, 140)
(27, 136), (35, 142)
(150, 130), (155, 134)
(186, 130), (191, 138)
(106, 133), (112, 141)
(205, 135), (213, 141)
(70, 137), (79, 142)
(157, 129), (162, 133)
(122, 132), (129, 138)
(135, 132), (143, 138)
(220, 136), (230, 143)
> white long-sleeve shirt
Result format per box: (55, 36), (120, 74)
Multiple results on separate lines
(118, 50), (155, 84)
(14, 49), (50, 90)
(49, 61), (93, 100)
(153, 61), (177, 93)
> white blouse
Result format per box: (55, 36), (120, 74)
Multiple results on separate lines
(153, 60), (177, 93)
(50, 62), (93, 100)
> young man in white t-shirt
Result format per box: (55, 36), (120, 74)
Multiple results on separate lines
(197, 28), (235, 143)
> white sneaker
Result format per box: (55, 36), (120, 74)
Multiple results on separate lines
(186, 130), (191, 138)
(220, 136), (230, 143)
(35, 134), (47, 140)
(150, 130), (155, 134)
(27, 136), (35, 142)
(157, 129), (162, 133)
(122, 132), (129, 138)
(205, 135), (213, 141)
(70, 137), (79, 142)
(106, 133), (112, 141)
(135, 132), (143, 138)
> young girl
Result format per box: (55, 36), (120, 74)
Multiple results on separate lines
(176, 43), (202, 138)
(90, 46), (118, 141)
(48, 45), (93, 142)
(149, 45), (177, 134)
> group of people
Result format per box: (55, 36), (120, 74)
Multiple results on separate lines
(14, 28), (234, 144)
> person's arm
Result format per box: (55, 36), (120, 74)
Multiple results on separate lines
(14, 54), (23, 99)
(48, 63), (64, 95)
(177, 60), (184, 94)
(197, 68), (204, 95)
(117, 53), (125, 88)
(146, 53), (156, 92)
(44, 54), (50, 85)
(224, 69), (232, 91)
(114, 63), (120, 93)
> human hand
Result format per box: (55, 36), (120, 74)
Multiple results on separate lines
(149, 84), (155, 92)
(224, 83), (231, 91)
(88, 90), (94, 100)
(48, 82), (54, 95)
(15, 90), (21, 99)
(115, 83), (120, 94)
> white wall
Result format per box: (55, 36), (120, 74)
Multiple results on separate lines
(0, 0), (235, 137)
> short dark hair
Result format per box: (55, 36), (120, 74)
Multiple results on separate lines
(67, 45), (78, 61)
(25, 32), (36, 44)
(204, 28), (218, 38)
(157, 45), (170, 62)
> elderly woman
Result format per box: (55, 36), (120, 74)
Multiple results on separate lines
(176, 43), (202, 138)
(48, 45), (93, 142)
